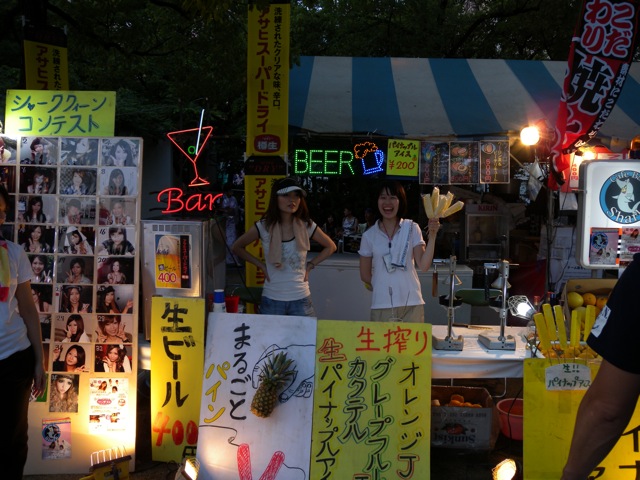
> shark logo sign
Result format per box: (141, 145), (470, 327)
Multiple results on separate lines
(599, 170), (640, 224)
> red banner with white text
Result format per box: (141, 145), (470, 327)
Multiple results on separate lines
(550, 0), (640, 189)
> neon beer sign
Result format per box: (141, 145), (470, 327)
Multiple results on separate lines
(293, 141), (384, 176)
(160, 125), (222, 214)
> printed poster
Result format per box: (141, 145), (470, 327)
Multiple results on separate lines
(154, 233), (193, 289)
(479, 140), (509, 184)
(42, 417), (72, 460)
(589, 228), (620, 266)
(419, 142), (449, 185)
(620, 227), (640, 266)
(449, 141), (479, 184)
(310, 320), (432, 479)
(89, 377), (130, 433)
(197, 313), (317, 480)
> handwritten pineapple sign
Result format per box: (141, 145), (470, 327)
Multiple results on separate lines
(525, 358), (640, 479)
(196, 313), (317, 480)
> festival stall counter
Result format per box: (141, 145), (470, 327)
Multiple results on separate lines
(308, 253), (474, 325)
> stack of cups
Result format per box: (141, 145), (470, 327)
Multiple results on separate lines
(213, 289), (226, 312)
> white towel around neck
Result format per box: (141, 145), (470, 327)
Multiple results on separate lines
(390, 219), (412, 269)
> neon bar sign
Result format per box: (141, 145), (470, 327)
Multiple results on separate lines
(293, 142), (384, 176)
(160, 124), (222, 214)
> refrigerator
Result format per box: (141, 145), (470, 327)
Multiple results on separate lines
(140, 217), (227, 340)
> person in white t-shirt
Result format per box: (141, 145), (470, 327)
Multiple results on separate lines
(232, 178), (336, 316)
(359, 180), (440, 323)
(0, 184), (46, 477)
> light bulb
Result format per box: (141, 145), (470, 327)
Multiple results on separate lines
(493, 458), (518, 480)
(520, 126), (540, 146)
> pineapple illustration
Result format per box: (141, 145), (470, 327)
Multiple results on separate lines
(250, 351), (296, 418)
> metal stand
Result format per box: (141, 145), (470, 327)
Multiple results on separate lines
(477, 260), (516, 350)
(433, 256), (464, 351)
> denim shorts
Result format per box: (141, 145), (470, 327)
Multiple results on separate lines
(260, 295), (316, 317)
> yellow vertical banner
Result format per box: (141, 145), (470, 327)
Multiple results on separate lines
(246, 3), (289, 157)
(151, 297), (205, 462)
(386, 139), (420, 177)
(243, 175), (282, 304)
(524, 358), (640, 479)
(311, 320), (432, 479)
(23, 39), (69, 90)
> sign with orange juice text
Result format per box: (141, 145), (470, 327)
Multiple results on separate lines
(5, 90), (115, 136)
(151, 297), (205, 463)
(196, 313), (317, 480)
(386, 139), (419, 177)
(524, 358), (640, 479)
(311, 320), (432, 479)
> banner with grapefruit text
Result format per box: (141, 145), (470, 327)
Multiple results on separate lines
(550, 0), (640, 189)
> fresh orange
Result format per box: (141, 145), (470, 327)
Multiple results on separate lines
(596, 296), (608, 310)
(582, 292), (597, 306)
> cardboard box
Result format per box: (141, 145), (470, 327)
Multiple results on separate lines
(561, 278), (617, 324)
(431, 386), (500, 450)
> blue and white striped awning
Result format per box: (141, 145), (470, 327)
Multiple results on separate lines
(289, 56), (640, 145)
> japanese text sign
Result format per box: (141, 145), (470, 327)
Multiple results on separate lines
(151, 297), (205, 463)
(244, 175), (281, 294)
(197, 313), (317, 480)
(246, 4), (290, 156)
(386, 139), (420, 177)
(524, 358), (640, 479)
(5, 90), (115, 136)
(23, 40), (69, 90)
(550, 0), (640, 188)
(420, 142), (450, 185)
(311, 320), (432, 479)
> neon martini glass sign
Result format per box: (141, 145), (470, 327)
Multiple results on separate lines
(159, 124), (222, 214)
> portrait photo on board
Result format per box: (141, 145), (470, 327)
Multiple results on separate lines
(19, 166), (56, 195)
(60, 137), (99, 166)
(19, 136), (58, 165)
(99, 167), (137, 197)
(18, 195), (56, 224)
(0, 135), (18, 164)
(59, 226), (95, 255)
(18, 224), (55, 254)
(97, 256), (134, 285)
(100, 138), (140, 167)
(54, 313), (93, 343)
(98, 197), (135, 225)
(60, 197), (96, 225)
(60, 167), (97, 196)
(57, 284), (93, 314)
(57, 256), (94, 285)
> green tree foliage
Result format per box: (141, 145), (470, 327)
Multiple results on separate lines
(291, 0), (582, 60)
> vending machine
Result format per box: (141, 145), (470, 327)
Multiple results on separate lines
(140, 217), (227, 339)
